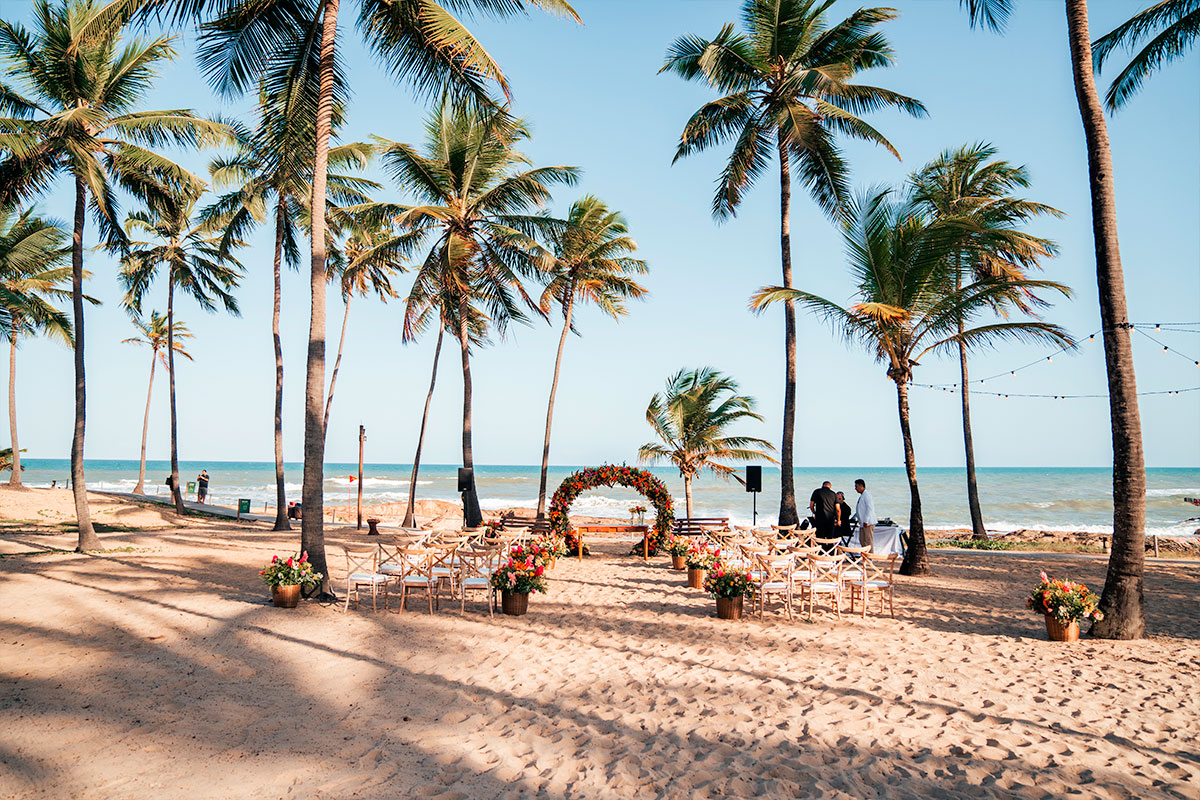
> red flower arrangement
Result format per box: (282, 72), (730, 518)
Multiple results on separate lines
(547, 465), (676, 556)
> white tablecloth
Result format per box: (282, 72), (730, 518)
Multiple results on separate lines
(850, 525), (904, 557)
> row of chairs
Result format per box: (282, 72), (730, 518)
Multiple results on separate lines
(707, 534), (897, 620)
(342, 532), (522, 614)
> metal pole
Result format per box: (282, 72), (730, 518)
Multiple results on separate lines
(752, 492), (757, 526)
(357, 425), (365, 530)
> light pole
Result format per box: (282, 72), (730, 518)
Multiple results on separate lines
(357, 424), (365, 530)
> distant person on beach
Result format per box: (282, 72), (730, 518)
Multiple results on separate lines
(50, 480), (56, 489)
(809, 481), (840, 550)
(854, 479), (876, 551)
(835, 491), (854, 542)
(287, 502), (302, 520)
(197, 470), (209, 503)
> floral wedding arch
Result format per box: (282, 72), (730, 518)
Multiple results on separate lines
(548, 465), (675, 555)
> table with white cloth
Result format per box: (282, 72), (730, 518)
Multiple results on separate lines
(849, 525), (905, 557)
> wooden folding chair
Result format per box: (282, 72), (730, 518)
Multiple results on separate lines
(799, 553), (843, 618)
(458, 547), (497, 616)
(397, 547), (439, 614)
(752, 552), (795, 620)
(342, 546), (390, 613)
(848, 551), (897, 618)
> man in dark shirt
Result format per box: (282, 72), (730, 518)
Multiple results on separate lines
(808, 481), (840, 550)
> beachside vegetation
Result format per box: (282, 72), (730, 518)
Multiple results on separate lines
(638, 367), (776, 521)
(750, 187), (1072, 575)
(908, 143), (1064, 541)
(119, 186), (244, 515)
(0, 208), (74, 488)
(661, 0), (926, 530)
(121, 312), (193, 495)
(0, 0), (230, 550)
(533, 196), (648, 520)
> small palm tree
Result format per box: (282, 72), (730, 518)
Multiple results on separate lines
(752, 187), (1072, 575)
(534, 196), (648, 519)
(0, 0), (229, 550)
(204, 99), (376, 531)
(0, 447), (23, 475)
(662, 0), (926, 528)
(1093, 0), (1199, 111)
(908, 143), (1063, 540)
(374, 102), (578, 526)
(120, 188), (242, 515)
(638, 367), (776, 521)
(322, 215), (411, 430)
(121, 312), (193, 495)
(0, 208), (74, 488)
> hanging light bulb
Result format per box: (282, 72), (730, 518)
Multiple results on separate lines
(1163, 346), (1169, 353)
(1155, 323), (1161, 331)
(1089, 334), (1095, 341)
(1046, 356), (1052, 363)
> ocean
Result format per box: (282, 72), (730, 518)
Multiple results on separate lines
(13, 460), (1200, 537)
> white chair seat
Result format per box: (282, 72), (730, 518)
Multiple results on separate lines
(860, 580), (890, 588)
(460, 577), (491, 588)
(757, 581), (788, 591)
(378, 564), (403, 574)
(402, 575), (437, 586)
(841, 570), (865, 581)
(804, 581), (839, 591)
(791, 570), (812, 581)
(432, 566), (455, 577)
(349, 573), (389, 583)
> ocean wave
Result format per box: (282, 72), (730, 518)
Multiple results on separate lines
(1146, 488), (1199, 497)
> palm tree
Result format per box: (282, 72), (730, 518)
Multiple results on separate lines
(374, 103), (578, 527)
(752, 187), (1073, 575)
(322, 215), (410, 430)
(399, 276), (489, 529)
(637, 367), (776, 520)
(0, 448), (22, 474)
(119, 187), (242, 515)
(1093, 0), (1199, 111)
(183, 0), (579, 596)
(959, 0), (1150, 642)
(0, 208), (73, 488)
(662, 0), (926, 528)
(533, 195), (648, 519)
(121, 312), (193, 495)
(0, 0), (229, 551)
(909, 143), (1063, 540)
(205, 104), (375, 531)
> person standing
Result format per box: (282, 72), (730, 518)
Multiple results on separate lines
(854, 479), (876, 551)
(197, 469), (209, 504)
(809, 480), (840, 550)
(835, 491), (854, 542)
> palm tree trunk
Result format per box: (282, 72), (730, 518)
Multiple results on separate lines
(403, 327), (443, 529)
(271, 199), (289, 531)
(684, 474), (694, 521)
(956, 263), (986, 540)
(8, 336), (21, 488)
(777, 140), (799, 527)
(895, 379), (928, 576)
(537, 294), (574, 519)
(301, 0), (341, 596)
(958, 338), (986, 539)
(458, 298), (482, 528)
(167, 279), (184, 516)
(133, 353), (155, 495)
(323, 294), (351, 431)
(70, 175), (97, 551)
(1064, 0), (1146, 639)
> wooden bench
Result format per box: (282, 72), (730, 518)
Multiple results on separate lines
(490, 513), (551, 534)
(672, 518), (730, 537)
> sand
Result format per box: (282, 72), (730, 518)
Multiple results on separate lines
(1, 488), (1198, 799)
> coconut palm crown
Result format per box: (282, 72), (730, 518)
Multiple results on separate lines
(638, 367), (776, 521)
(1093, 0), (1200, 111)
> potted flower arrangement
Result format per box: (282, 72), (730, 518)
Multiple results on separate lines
(528, 535), (565, 569)
(259, 551), (323, 608)
(490, 545), (549, 616)
(704, 561), (754, 620)
(684, 541), (719, 590)
(1027, 571), (1103, 641)
(664, 534), (690, 571)
(629, 504), (648, 527)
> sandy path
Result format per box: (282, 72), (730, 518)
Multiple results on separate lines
(1, 523), (1197, 799)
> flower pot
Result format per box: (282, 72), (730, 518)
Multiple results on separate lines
(502, 591), (530, 616)
(687, 568), (706, 589)
(271, 584), (301, 608)
(1044, 614), (1080, 642)
(716, 596), (743, 620)
(671, 555), (686, 571)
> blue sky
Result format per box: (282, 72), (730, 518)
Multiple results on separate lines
(7, 0), (1199, 470)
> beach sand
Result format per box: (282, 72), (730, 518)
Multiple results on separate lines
(1, 488), (1198, 799)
